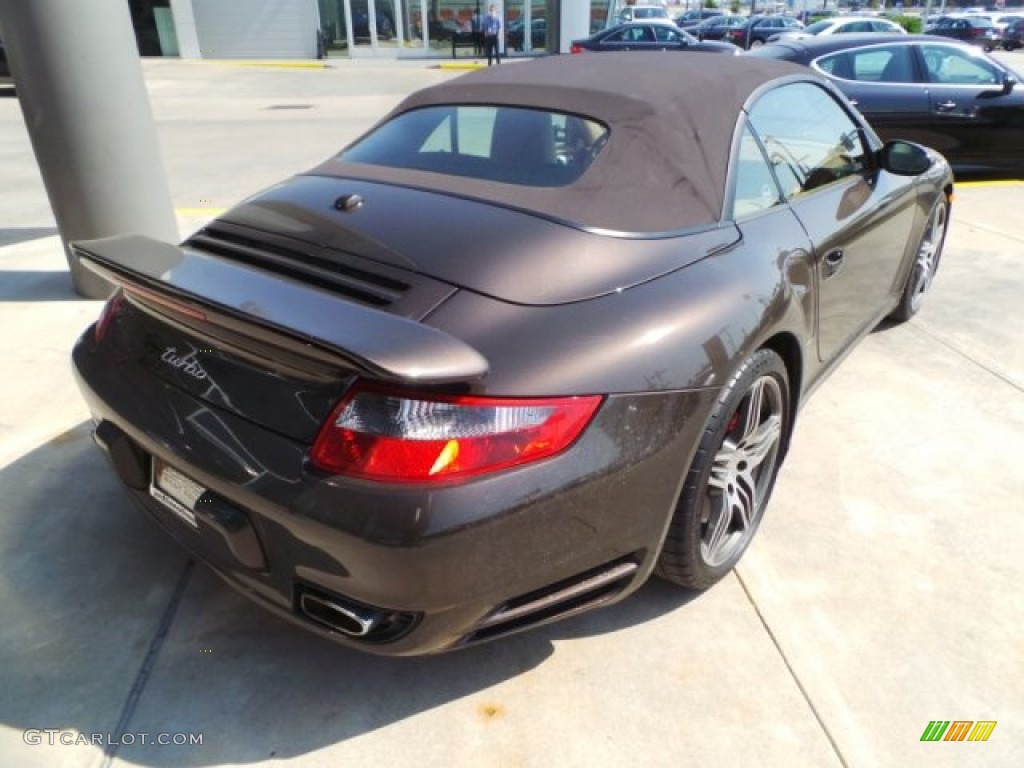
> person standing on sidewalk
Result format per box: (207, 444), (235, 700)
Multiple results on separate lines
(483, 4), (501, 66)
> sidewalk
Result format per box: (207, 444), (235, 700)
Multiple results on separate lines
(0, 60), (1021, 768)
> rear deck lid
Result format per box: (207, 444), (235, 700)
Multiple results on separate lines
(217, 175), (740, 306)
(73, 235), (487, 443)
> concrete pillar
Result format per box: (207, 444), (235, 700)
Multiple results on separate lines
(0, 0), (178, 299)
(560, 0), (590, 54)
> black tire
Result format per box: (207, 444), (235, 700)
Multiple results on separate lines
(656, 349), (790, 590)
(889, 196), (949, 323)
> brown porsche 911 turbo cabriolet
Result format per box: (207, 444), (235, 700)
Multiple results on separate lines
(72, 54), (952, 655)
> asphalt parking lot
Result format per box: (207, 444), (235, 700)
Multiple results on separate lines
(0, 57), (1021, 768)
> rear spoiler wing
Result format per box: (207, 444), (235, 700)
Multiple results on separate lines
(72, 235), (489, 385)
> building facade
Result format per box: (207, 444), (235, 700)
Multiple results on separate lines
(129, 0), (611, 59)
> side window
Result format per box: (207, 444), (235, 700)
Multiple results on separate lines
(654, 26), (680, 43)
(747, 82), (869, 199)
(921, 44), (1000, 85)
(817, 45), (914, 83)
(730, 123), (784, 218)
(615, 26), (650, 43)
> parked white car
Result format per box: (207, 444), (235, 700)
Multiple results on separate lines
(615, 5), (670, 25)
(768, 16), (906, 44)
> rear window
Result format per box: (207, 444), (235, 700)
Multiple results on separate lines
(341, 105), (609, 187)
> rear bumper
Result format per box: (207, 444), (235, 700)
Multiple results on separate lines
(72, 330), (716, 655)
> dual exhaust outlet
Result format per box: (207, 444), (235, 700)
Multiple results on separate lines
(299, 591), (382, 638)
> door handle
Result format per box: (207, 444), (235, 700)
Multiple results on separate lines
(935, 100), (958, 113)
(823, 249), (844, 279)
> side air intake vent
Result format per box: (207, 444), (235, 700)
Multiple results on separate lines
(462, 556), (640, 646)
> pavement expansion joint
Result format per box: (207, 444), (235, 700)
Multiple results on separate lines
(908, 322), (1023, 395)
(99, 559), (195, 768)
(734, 570), (851, 768)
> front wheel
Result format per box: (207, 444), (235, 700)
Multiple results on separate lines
(749, 38), (765, 49)
(656, 349), (790, 590)
(889, 196), (949, 323)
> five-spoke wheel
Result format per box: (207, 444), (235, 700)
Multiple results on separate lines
(657, 348), (790, 590)
(891, 197), (948, 322)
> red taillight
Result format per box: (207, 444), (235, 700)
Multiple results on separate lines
(310, 384), (602, 483)
(94, 289), (125, 342)
(570, 43), (584, 54)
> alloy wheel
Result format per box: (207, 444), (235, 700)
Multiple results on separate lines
(700, 374), (784, 567)
(909, 201), (947, 315)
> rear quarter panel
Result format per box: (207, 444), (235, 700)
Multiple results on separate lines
(423, 210), (817, 399)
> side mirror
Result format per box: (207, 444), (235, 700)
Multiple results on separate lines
(1003, 74), (1017, 95)
(878, 140), (933, 176)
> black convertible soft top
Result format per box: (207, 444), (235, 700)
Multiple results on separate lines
(311, 53), (811, 234)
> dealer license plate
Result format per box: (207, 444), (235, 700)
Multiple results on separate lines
(149, 458), (204, 528)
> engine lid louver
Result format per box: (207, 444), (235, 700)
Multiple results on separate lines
(185, 221), (454, 319)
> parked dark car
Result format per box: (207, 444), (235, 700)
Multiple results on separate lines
(725, 14), (804, 49)
(674, 8), (721, 31)
(1000, 17), (1024, 50)
(928, 15), (1000, 51)
(750, 33), (1023, 173)
(570, 22), (737, 54)
(71, 54), (952, 655)
(508, 18), (546, 51)
(693, 14), (747, 41)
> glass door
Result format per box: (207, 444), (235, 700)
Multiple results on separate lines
(318, 0), (351, 56)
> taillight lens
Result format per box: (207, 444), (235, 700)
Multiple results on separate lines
(94, 289), (125, 342)
(570, 43), (584, 54)
(310, 384), (602, 482)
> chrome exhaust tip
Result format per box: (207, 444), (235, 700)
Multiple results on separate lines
(299, 592), (381, 637)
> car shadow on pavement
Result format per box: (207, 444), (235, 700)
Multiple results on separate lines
(0, 227), (59, 248)
(0, 269), (79, 301)
(0, 421), (700, 765)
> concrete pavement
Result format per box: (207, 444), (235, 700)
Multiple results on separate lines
(0, 59), (1021, 768)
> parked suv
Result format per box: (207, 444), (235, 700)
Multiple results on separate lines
(929, 16), (1000, 51)
(616, 4), (670, 24)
